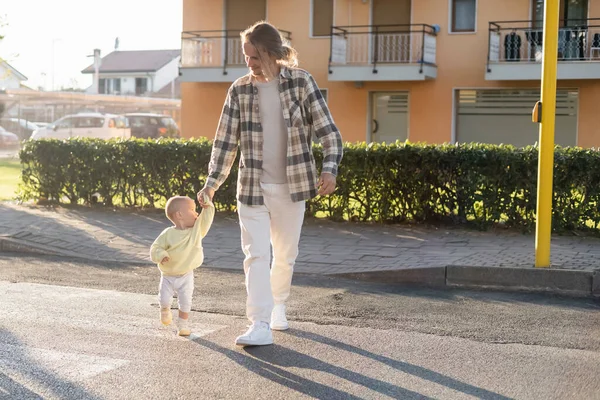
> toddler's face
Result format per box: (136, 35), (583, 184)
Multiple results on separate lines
(178, 199), (198, 228)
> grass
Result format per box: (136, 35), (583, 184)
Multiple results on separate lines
(0, 158), (21, 200)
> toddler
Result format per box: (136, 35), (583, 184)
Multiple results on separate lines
(150, 194), (214, 336)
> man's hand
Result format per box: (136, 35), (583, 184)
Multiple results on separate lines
(318, 172), (336, 196)
(161, 256), (170, 264)
(197, 187), (215, 208)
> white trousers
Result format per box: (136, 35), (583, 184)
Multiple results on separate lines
(158, 271), (194, 313)
(238, 183), (305, 324)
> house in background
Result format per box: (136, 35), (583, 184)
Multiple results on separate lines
(0, 59), (28, 90)
(81, 50), (181, 98)
(180, 0), (600, 148)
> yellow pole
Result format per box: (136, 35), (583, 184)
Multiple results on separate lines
(535, 0), (560, 268)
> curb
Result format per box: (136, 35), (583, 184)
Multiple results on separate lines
(0, 236), (151, 266)
(332, 267), (447, 287)
(0, 236), (61, 256)
(2, 235), (599, 297)
(336, 265), (600, 298)
(446, 265), (597, 297)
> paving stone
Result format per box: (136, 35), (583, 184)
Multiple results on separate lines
(1, 202), (599, 274)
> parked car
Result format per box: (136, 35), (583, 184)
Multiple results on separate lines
(0, 126), (20, 148)
(125, 113), (180, 139)
(30, 113), (131, 140)
(0, 118), (39, 141)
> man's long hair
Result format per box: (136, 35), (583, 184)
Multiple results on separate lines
(241, 21), (299, 74)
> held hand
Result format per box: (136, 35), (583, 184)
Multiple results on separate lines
(197, 187), (215, 208)
(318, 172), (337, 196)
(161, 256), (170, 264)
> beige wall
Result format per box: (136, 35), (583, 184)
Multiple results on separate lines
(182, 0), (224, 139)
(182, 0), (600, 147)
(183, 0), (223, 31)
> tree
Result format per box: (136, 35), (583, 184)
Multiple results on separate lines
(0, 15), (20, 85)
(0, 14), (6, 42)
(0, 15), (9, 117)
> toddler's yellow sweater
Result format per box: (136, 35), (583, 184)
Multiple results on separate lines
(150, 201), (215, 276)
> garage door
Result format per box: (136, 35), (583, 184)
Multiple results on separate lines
(456, 89), (578, 147)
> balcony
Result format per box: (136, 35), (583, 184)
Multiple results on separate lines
(180, 30), (292, 83)
(328, 24), (438, 82)
(486, 19), (600, 80)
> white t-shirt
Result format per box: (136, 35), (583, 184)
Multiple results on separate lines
(256, 79), (288, 184)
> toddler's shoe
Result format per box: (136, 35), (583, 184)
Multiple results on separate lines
(160, 308), (172, 326)
(177, 317), (191, 336)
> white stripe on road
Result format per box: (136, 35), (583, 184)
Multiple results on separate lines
(0, 344), (129, 381)
(0, 281), (230, 391)
(0, 281), (228, 339)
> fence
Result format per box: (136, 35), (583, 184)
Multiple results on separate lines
(0, 89), (181, 139)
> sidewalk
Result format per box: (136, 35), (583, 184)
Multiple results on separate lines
(0, 202), (598, 296)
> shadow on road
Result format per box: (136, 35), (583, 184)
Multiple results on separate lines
(282, 329), (511, 400)
(0, 328), (103, 399)
(193, 337), (431, 399)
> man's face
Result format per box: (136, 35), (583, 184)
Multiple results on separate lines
(243, 42), (264, 77)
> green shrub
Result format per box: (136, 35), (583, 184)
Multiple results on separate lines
(18, 138), (600, 234)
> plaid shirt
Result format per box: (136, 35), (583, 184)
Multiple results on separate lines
(206, 67), (343, 205)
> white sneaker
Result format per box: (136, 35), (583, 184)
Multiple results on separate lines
(235, 322), (273, 346)
(271, 304), (289, 331)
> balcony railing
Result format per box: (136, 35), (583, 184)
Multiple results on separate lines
(487, 18), (600, 69)
(181, 29), (292, 74)
(328, 24), (438, 74)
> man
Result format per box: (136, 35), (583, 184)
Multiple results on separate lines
(198, 21), (343, 346)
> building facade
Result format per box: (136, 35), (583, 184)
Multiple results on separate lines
(180, 0), (600, 148)
(0, 60), (27, 90)
(82, 50), (181, 98)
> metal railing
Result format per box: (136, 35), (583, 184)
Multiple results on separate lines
(329, 24), (438, 74)
(181, 29), (292, 75)
(487, 19), (600, 70)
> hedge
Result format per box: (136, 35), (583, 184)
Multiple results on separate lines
(17, 138), (600, 234)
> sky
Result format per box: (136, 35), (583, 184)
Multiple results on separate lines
(0, 0), (183, 90)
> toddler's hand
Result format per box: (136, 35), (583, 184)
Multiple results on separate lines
(161, 256), (170, 264)
(197, 187), (215, 209)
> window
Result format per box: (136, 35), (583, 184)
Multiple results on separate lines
(130, 116), (159, 127)
(533, 0), (588, 28)
(312, 0), (334, 37)
(109, 118), (129, 128)
(99, 78), (106, 94)
(113, 78), (121, 93)
(55, 117), (73, 130)
(451, 0), (476, 32)
(135, 78), (148, 96)
(161, 117), (177, 127)
(74, 117), (105, 128)
(116, 117), (129, 129)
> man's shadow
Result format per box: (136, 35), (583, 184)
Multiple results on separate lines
(192, 337), (429, 399)
(281, 329), (512, 400)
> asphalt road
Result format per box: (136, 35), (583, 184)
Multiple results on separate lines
(1, 253), (599, 399)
